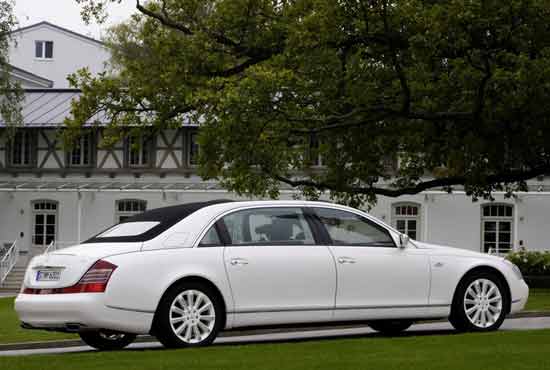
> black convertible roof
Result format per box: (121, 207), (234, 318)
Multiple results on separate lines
(84, 199), (233, 244)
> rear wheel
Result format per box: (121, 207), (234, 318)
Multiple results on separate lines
(79, 330), (136, 350)
(154, 281), (224, 348)
(449, 271), (508, 332)
(368, 320), (413, 335)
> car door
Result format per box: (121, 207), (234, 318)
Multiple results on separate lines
(311, 207), (430, 320)
(219, 206), (336, 327)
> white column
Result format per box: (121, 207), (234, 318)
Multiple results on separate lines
(513, 197), (520, 251)
(77, 191), (82, 243)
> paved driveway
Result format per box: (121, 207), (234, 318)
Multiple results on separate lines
(1, 316), (549, 357)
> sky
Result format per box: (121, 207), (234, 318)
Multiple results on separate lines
(14, 0), (137, 40)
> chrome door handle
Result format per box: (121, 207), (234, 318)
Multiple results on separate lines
(337, 257), (356, 264)
(230, 258), (249, 266)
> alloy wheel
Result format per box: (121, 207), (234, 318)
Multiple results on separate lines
(463, 278), (503, 329)
(169, 289), (216, 344)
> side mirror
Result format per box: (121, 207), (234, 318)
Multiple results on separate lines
(399, 234), (409, 249)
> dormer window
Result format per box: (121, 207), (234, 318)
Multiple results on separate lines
(35, 41), (54, 59)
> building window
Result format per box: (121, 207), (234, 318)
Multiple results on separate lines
(188, 132), (199, 166)
(115, 199), (147, 223)
(68, 133), (93, 167)
(309, 135), (323, 167)
(10, 131), (34, 167)
(126, 135), (152, 167)
(35, 41), (54, 59)
(392, 203), (420, 240)
(32, 200), (58, 247)
(481, 204), (513, 254)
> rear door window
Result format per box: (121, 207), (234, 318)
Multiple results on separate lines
(222, 207), (315, 245)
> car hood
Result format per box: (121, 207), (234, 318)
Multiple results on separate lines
(412, 240), (503, 260)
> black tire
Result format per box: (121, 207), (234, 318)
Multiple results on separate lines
(153, 281), (224, 348)
(449, 270), (509, 332)
(368, 320), (413, 335)
(79, 330), (136, 351)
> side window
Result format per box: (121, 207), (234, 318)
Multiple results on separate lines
(314, 208), (395, 247)
(199, 226), (222, 246)
(222, 207), (315, 245)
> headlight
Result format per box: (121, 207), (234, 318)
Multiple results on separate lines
(505, 260), (524, 280)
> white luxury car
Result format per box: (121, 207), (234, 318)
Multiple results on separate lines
(15, 200), (528, 350)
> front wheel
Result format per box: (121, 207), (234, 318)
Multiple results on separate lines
(368, 320), (413, 335)
(449, 271), (508, 332)
(79, 330), (136, 350)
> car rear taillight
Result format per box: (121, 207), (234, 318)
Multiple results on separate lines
(23, 260), (117, 294)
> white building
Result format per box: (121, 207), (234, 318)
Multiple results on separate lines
(8, 22), (110, 88)
(1, 22), (549, 289)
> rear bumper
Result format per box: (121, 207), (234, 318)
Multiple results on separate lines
(510, 279), (529, 314)
(14, 293), (153, 334)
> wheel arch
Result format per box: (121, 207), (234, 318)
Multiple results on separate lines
(151, 275), (228, 334)
(452, 265), (512, 314)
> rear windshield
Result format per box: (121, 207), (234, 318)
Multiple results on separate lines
(84, 200), (232, 244)
(97, 222), (160, 237)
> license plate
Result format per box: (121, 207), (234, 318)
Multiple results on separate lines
(36, 270), (61, 281)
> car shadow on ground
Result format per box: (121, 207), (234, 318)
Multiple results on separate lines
(119, 328), (460, 353)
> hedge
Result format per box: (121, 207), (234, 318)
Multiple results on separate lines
(506, 249), (550, 276)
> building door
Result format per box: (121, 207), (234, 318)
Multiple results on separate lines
(481, 204), (513, 254)
(32, 200), (58, 249)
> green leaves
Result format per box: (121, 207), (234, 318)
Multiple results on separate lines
(71, 0), (550, 206)
(0, 0), (22, 131)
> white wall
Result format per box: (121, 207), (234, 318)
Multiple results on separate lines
(1, 187), (549, 254)
(9, 24), (109, 88)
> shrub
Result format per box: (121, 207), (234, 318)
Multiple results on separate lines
(506, 249), (550, 276)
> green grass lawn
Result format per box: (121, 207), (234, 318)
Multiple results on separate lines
(1, 288), (549, 345)
(526, 289), (550, 311)
(0, 297), (75, 344)
(1, 330), (550, 370)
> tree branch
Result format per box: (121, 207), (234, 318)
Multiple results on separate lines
(136, 0), (192, 35)
(382, 0), (410, 114)
(287, 106), (474, 135)
(271, 165), (550, 197)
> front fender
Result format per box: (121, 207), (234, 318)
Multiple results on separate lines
(429, 255), (515, 307)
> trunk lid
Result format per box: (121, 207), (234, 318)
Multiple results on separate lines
(24, 242), (141, 289)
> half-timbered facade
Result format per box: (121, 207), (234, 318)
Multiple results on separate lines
(1, 21), (550, 270)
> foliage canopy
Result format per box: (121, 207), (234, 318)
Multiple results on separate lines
(0, 0), (22, 128)
(71, 0), (550, 206)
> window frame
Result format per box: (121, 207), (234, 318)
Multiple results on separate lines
(480, 203), (514, 254)
(187, 130), (200, 167)
(124, 135), (154, 168)
(66, 132), (95, 168)
(35, 40), (54, 59)
(8, 131), (36, 168)
(310, 206), (397, 248)
(31, 200), (58, 247)
(205, 206), (323, 247)
(391, 202), (421, 241)
(115, 199), (147, 223)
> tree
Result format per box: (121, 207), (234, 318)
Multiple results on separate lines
(0, 0), (22, 128)
(71, 0), (550, 207)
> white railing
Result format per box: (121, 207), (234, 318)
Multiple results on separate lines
(42, 240), (78, 255)
(0, 241), (19, 286)
(44, 241), (57, 254)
